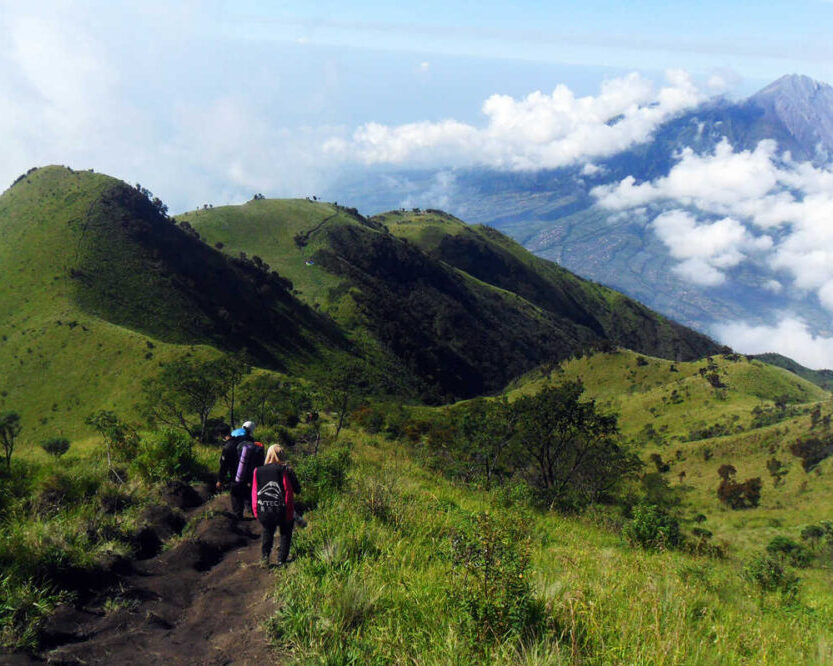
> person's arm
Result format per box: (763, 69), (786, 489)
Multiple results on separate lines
(217, 445), (231, 488)
(287, 467), (301, 494)
(251, 470), (259, 519)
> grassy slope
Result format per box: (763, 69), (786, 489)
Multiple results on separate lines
(180, 199), (350, 313)
(274, 432), (833, 664)
(377, 209), (719, 362)
(508, 349), (833, 554)
(185, 201), (599, 398)
(753, 352), (833, 391)
(0, 168), (342, 443)
(0, 167), (212, 441)
(186, 201), (720, 399)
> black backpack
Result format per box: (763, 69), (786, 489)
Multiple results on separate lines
(255, 467), (286, 517)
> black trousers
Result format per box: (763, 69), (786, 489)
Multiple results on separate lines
(259, 513), (294, 563)
(230, 482), (249, 519)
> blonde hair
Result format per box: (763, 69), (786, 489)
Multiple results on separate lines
(265, 444), (286, 465)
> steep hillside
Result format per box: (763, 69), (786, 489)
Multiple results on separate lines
(186, 201), (720, 400)
(380, 209), (717, 360)
(0, 167), (344, 438)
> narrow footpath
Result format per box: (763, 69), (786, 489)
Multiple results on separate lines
(11, 490), (283, 665)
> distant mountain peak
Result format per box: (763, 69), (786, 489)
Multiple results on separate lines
(747, 74), (833, 161)
(751, 73), (831, 102)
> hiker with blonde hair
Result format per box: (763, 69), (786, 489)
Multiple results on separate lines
(251, 444), (301, 566)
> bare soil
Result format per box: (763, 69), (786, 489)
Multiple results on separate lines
(9, 491), (283, 665)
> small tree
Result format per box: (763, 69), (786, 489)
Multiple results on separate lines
(456, 397), (516, 489)
(766, 457), (789, 487)
(140, 357), (225, 443)
(85, 411), (140, 482)
(315, 358), (372, 442)
(511, 381), (641, 509)
(450, 512), (537, 644)
(0, 411), (22, 472)
(623, 503), (682, 551)
(41, 437), (70, 459)
(216, 352), (252, 428)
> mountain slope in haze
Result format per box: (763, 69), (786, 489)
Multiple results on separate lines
(185, 201), (720, 400)
(749, 74), (833, 161)
(0, 166), (345, 438)
(325, 75), (833, 351)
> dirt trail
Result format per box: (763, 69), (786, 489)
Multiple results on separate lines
(20, 492), (284, 665)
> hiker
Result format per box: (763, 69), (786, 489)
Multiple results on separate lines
(252, 444), (301, 566)
(216, 420), (264, 519)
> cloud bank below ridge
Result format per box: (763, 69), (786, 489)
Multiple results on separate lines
(325, 71), (703, 170)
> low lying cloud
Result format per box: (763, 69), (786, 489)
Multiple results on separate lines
(715, 317), (833, 369)
(652, 210), (770, 285)
(593, 139), (833, 312)
(325, 71), (703, 170)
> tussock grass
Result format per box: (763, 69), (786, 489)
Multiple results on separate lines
(267, 432), (833, 664)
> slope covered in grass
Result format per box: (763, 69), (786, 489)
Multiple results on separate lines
(186, 201), (720, 400)
(0, 167), (344, 440)
(752, 352), (833, 391)
(380, 209), (718, 362)
(508, 349), (833, 554)
(269, 433), (833, 664)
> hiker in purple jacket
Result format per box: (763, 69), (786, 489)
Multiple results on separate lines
(216, 421), (263, 519)
(252, 444), (301, 566)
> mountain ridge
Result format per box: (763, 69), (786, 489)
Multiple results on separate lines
(324, 73), (833, 366)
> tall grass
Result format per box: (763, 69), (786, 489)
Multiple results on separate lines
(266, 433), (833, 664)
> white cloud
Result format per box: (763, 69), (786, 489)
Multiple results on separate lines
(715, 317), (833, 369)
(764, 279), (783, 293)
(0, 2), (342, 210)
(399, 170), (457, 209)
(593, 138), (833, 309)
(325, 70), (703, 169)
(651, 210), (764, 285)
(593, 139), (780, 213)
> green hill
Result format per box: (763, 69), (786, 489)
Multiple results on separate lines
(752, 352), (833, 391)
(184, 202), (720, 400)
(0, 167), (344, 439)
(507, 349), (832, 552)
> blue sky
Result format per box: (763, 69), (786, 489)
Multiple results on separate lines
(2, 0), (833, 209)
(6, 1), (833, 364)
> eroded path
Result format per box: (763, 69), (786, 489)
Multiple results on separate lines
(20, 492), (283, 665)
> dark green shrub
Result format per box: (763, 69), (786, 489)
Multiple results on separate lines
(34, 470), (100, 516)
(766, 536), (812, 568)
(294, 447), (351, 509)
(98, 481), (134, 514)
(743, 555), (800, 601)
(789, 434), (833, 472)
(351, 405), (385, 434)
(649, 453), (670, 473)
(41, 437), (70, 458)
(622, 504), (682, 551)
(717, 467), (762, 509)
(130, 430), (196, 482)
(800, 524), (826, 548)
